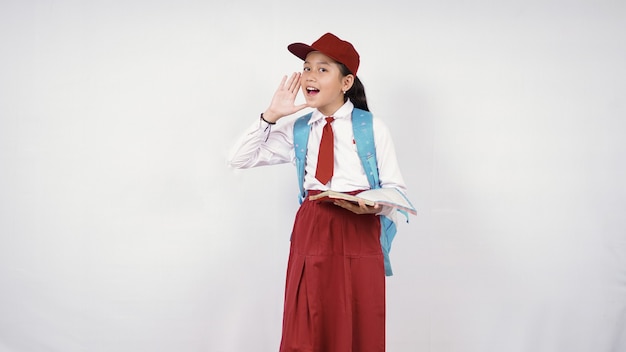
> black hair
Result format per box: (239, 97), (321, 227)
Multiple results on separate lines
(339, 63), (369, 112)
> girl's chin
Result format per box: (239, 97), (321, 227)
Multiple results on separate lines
(303, 98), (319, 107)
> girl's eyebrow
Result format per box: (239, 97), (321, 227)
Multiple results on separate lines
(304, 60), (331, 65)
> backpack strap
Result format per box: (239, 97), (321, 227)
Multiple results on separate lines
(351, 109), (380, 189)
(352, 109), (397, 276)
(293, 112), (313, 204)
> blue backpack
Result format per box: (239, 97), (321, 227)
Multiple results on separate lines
(293, 108), (400, 276)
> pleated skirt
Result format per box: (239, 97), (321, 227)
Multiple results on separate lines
(279, 191), (386, 352)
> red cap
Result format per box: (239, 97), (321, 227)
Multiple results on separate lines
(288, 33), (360, 76)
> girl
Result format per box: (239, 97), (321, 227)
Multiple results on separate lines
(229, 33), (408, 352)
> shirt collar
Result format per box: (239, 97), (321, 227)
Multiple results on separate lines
(308, 99), (354, 125)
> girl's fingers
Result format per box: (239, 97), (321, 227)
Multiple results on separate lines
(333, 200), (377, 215)
(277, 75), (288, 92)
(282, 73), (298, 93)
(289, 73), (301, 93)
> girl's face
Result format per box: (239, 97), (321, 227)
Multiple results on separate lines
(301, 51), (354, 116)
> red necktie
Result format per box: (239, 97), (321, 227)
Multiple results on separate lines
(315, 117), (335, 185)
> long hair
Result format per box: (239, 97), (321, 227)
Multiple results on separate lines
(339, 63), (369, 112)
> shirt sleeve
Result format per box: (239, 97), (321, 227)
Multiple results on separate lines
(372, 117), (410, 219)
(228, 117), (295, 169)
(373, 117), (407, 193)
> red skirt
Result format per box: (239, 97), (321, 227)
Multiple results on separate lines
(279, 191), (386, 352)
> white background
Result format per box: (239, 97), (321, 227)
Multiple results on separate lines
(1, 0), (624, 351)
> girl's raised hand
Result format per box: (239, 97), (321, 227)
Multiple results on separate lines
(262, 73), (308, 123)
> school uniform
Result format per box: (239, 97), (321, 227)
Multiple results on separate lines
(229, 100), (407, 352)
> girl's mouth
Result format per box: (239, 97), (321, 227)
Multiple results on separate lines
(306, 87), (320, 96)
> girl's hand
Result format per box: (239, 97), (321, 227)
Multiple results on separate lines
(333, 199), (381, 215)
(262, 73), (308, 123)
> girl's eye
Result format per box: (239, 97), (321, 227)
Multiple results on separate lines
(303, 67), (311, 72)
(319, 68), (327, 73)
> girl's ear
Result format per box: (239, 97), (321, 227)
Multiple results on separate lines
(342, 74), (355, 92)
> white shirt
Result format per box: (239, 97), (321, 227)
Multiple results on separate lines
(228, 100), (407, 195)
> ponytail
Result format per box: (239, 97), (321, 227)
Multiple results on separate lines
(339, 63), (369, 112)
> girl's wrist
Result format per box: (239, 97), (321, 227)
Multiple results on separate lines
(261, 111), (279, 124)
(260, 113), (276, 125)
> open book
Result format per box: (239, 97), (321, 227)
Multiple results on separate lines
(308, 188), (417, 216)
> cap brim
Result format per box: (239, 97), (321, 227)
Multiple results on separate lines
(288, 43), (316, 61)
